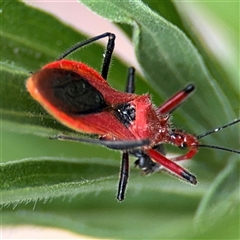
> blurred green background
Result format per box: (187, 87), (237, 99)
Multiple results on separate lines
(1, 0), (239, 239)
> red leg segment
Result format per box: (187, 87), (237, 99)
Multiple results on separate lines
(147, 149), (197, 184)
(157, 84), (195, 114)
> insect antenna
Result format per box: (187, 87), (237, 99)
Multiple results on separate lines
(197, 119), (240, 139)
(196, 144), (240, 154)
(196, 119), (240, 154)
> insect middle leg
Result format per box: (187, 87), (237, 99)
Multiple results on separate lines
(117, 67), (136, 201)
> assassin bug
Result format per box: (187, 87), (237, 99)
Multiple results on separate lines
(26, 32), (240, 201)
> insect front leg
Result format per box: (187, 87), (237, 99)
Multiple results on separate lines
(155, 84), (195, 159)
(157, 84), (195, 114)
(147, 149), (197, 184)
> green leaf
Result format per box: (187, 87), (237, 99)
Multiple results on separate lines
(1, 0), (239, 239)
(1, 154), (205, 239)
(0, 157), (118, 205)
(193, 158), (240, 239)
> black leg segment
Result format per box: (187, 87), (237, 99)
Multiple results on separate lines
(116, 67), (136, 201)
(55, 32), (116, 81)
(101, 33), (116, 80)
(125, 67), (135, 93)
(117, 152), (130, 201)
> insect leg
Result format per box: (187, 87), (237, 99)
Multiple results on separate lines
(134, 150), (161, 174)
(117, 152), (129, 201)
(155, 84), (195, 158)
(116, 67), (136, 201)
(147, 148), (197, 184)
(51, 135), (149, 150)
(125, 67), (135, 93)
(55, 32), (116, 80)
(157, 84), (195, 114)
(101, 33), (116, 80)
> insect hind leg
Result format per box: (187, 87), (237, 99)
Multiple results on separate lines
(56, 32), (116, 81)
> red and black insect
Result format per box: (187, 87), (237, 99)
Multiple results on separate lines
(26, 32), (240, 201)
